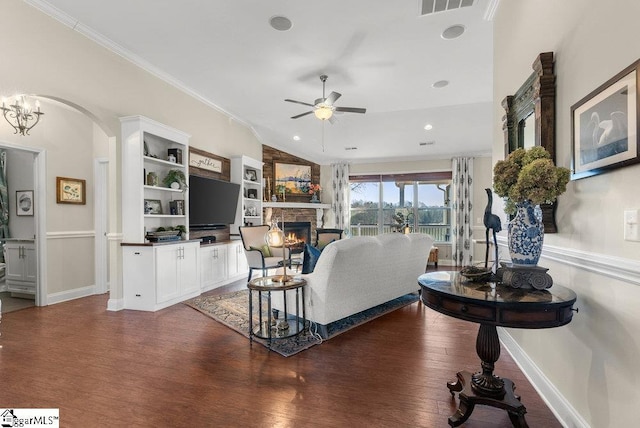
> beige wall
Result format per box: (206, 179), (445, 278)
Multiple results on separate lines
(495, 1), (640, 426)
(0, 1), (262, 301)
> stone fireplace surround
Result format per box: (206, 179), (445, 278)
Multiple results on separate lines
(264, 202), (332, 247)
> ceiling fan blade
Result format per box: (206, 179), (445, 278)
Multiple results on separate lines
(325, 91), (342, 106)
(285, 99), (315, 107)
(291, 111), (314, 119)
(334, 107), (366, 114)
(328, 115), (337, 124)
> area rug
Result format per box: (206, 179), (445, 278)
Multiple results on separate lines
(184, 290), (419, 357)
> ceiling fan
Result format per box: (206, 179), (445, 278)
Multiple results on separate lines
(285, 75), (366, 123)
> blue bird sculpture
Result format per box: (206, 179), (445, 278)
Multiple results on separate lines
(484, 188), (502, 269)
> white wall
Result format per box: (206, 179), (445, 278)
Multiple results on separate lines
(494, 1), (640, 426)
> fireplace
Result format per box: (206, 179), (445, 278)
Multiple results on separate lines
(280, 221), (311, 254)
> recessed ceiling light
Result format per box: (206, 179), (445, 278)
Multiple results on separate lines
(424, 124), (433, 130)
(442, 24), (466, 40)
(293, 135), (300, 141)
(432, 80), (449, 88)
(269, 16), (292, 31)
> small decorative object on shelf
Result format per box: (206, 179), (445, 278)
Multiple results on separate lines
(162, 169), (187, 191)
(167, 148), (182, 164)
(245, 168), (258, 181)
(308, 183), (321, 202)
(146, 171), (158, 186)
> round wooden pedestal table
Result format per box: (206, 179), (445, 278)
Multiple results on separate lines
(418, 271), (577, 427)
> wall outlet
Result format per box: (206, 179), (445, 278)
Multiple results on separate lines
(624, 210), (640, 241)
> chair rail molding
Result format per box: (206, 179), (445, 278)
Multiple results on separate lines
(46, 230), (95, 239)
(497, 237), (640, 287)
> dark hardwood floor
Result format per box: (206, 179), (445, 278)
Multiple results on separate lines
(0, 279), (562, 427)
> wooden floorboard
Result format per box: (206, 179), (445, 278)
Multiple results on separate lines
(0, 280), (562, 427)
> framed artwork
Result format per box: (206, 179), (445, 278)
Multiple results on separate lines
(144, 199), (163, 215)
(274, 162), (311, 195)
(246, 188), (258, 199)
(56, 177), (86, 205)
(571, 59), (640, 180)
(16, 190), (34, 216)
(244, 168), (258, 181)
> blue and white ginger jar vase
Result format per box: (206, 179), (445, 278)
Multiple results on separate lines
(508, 200), (544, 265)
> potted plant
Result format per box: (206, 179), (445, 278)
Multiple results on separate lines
(163, 169), (188, 191)
(493, 146), (570, 265)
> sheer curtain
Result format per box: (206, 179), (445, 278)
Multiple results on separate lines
(331, 163), (350, 234)
(451, 157), (473, 266)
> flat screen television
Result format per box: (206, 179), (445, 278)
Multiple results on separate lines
(189, 175), (240, 230)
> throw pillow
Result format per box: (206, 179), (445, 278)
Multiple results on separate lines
(302, 243), (322, 274)
(316, 239), (336, 251)
(249, 245), (272, 257)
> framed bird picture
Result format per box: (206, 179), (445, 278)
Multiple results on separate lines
(56, 176), (86, 205)
(571, 58), (640, 180)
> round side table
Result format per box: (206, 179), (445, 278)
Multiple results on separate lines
(247, 275), (307, 346)
(418, 271), (577, 427)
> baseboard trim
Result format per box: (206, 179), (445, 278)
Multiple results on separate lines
(107, 298), (124, 311)
(47, 285), (96, 305)
(498, 328), (590, 428)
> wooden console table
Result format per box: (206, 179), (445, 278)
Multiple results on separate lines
(418, 272), (577, 427)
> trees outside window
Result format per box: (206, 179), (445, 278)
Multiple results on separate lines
(349, 173), (451, 242)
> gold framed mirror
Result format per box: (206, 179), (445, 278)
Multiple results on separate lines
(502, 52), (557, 232)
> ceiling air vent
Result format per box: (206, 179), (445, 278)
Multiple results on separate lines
(421, 0), (474, 16)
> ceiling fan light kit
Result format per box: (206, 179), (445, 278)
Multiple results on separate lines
(285, 74), (366, 123)
(314, 106), (333, 120)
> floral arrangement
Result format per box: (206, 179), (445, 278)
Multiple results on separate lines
(308, 184), (321, 195)
(493, 146), (570, 214)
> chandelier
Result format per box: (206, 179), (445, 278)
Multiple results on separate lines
(1, 95), (44, 136)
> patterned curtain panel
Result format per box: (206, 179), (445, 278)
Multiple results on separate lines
(331, 162), (350, 232)
(0, 150), (9, 262)
(451, 157), (473, 266)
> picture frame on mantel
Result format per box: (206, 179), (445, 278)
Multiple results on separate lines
(571, 59), (640, 180)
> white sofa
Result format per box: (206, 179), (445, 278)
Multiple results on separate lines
(272, 233), (434, 337)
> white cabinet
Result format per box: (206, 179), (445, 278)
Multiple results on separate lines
(231, 156), (263, 235)
(120, 116), (190, 243)
(5, 240), (36, 295)
(200, 244), (228, 291)
(227, 240), (249, 280)
(122, 241), (200, 311)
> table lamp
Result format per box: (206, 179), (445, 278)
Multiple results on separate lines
(265, 211), (289, 283)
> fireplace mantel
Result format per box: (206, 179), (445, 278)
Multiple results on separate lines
(263, 202), (331, 229)
(263, 202), (331, 209)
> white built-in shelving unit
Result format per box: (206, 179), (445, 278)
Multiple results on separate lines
(230, 155), (263, 235)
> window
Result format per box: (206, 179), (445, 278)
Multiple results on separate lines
(350, 172), (451, 242)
